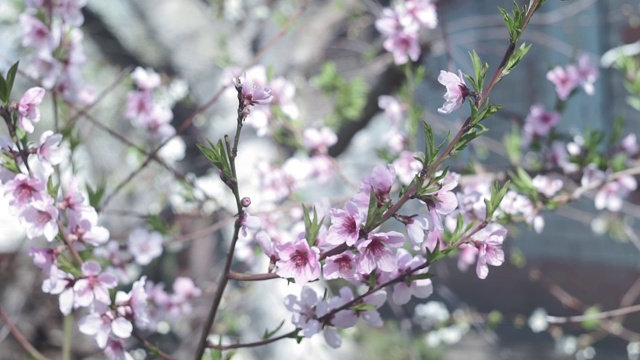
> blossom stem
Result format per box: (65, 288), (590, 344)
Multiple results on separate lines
(62, 314), (72, 360)
(477, 0), (542, 106)
(57, 220), (83, 265)
(0, 305), (49, 360)
(194, 85), (248, 360)
(228, 271), (279, 281)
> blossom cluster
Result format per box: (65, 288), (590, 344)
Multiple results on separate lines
(375, 0), (438, 65)
(19, 0), (94, 105)
(227, 65), (297, 137)
(2, 82), (201, 358)
(125, 67), (176, 142)
(546, 55), (599, 101)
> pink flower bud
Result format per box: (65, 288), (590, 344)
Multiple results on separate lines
(241, 197), (251, 207)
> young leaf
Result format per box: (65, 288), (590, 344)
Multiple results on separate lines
(0, 73), (7, 105)
(262, 320), (286, 339)
(5, 61), (19, 102)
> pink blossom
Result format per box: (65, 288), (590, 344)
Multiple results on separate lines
(60, 178), (98, 224)
(17, 87), (46, 133)
(73, 261), (118, 308)
(53, 0), (87, 27)
(42, 270), (76, 315)
(19, 14), (57, 50)
(576, 55), (599, 95)
(26, 52), (62, 90)
(131, 67), (161, 90)
(115, 276), (150, 329)
(594, 175), (637, 212)
(104, 338), (134, 360)
(457, 243), (478, 273)
(20, 200), (59, 241)
(406, 0), (438, 29)
(79, 312), (132, 348)
(356, 231), (405, 274)
(384, 31), (421, 65)
(404, 214), (430, 248)
(128, 228), (163, 266)
(378, 95), (404, 126)
(359, 290), (387, 327)
(326, 201), (365, 246)
(437, 70), (469, 114)
(3, 174), (49, 213)
(421, 171), (459, 231)
(375, 7), (416, 37)
(36, 131), (64, 168)
(323, 252), (358, 281)
(275, 236), (320, 285)
(125, 91), (153, 120)
(238, 74), (273, 107)
(472, 224), (507, 279)
(393, 151), (423, 185)
(67, 212), (110, 248)
(140, 105), (175, 141)
(523, 104), (561, 140)
(269, 77), (299, 119)
(546, 65), (579, 101)
(618, 134), (639, 157)
(326, 287), (358, 329)
(391, 249), (432, 305)
(532, 175), (563, 198)
(302, 127), (337, 153)
(360, 164), (396, 204)
(171, 277), (202, 302)
(29, 246), (59, 284)
(284, 286), (324, 337)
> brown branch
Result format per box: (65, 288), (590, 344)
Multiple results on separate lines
(0, 305), (49, 360)
(132, 330), (176, 360)
(208, 330), (297, 351)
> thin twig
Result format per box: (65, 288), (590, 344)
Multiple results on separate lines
(132, 330), (176, 360)
(0, 305), (49, 360)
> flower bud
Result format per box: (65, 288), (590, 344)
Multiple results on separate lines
(241, 197), (251, 208)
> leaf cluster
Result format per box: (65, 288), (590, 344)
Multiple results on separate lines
(313, 62), (368, 124)
(197, 140), (233, 185)
(302, 205), (324, 246)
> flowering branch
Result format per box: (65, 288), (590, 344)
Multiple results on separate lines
(193, 83), (253, 360)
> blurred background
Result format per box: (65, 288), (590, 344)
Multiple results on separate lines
(1, 0), (640, 359)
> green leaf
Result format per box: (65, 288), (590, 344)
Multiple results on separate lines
(147, 214), (169, 235)
(469, 51), (489, 92)
(364, 187), (380, 229)
(262, 320), (286, 339)
(485, 181), (510, 219)
(503, 126), (522, 164)
(503, 43), (531, 76)
(197, 140), (233, 181)
(423, 121), (436, 166)
(0, 73), (7, 105)
(5, 61), (19, 102)
(302, 205), (324, 246)
(408, 272), (434, 282)
(86, 183), (106, 209)
(47, 176), (60, 199)
(353, 303), (377, 312)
